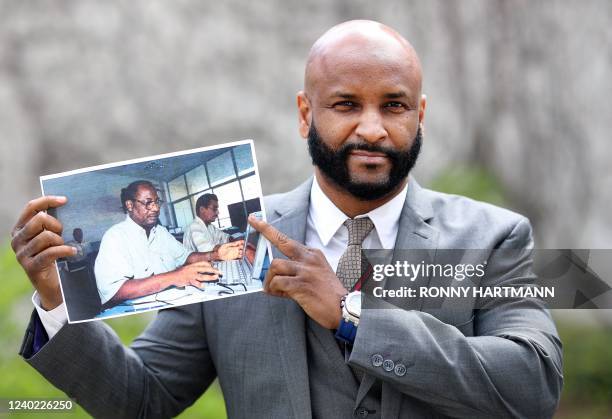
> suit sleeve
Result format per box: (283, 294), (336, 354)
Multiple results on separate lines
(22, 303), (217, 419)
(348, 218), (563, 418)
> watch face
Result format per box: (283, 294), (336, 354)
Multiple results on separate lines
(345, 292), (361, 316)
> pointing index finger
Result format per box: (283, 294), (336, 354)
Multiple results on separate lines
(248, 215), (305, 260)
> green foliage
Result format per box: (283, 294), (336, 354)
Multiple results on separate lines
(427, 165), (508, 206)
(558, 324), (612, 404)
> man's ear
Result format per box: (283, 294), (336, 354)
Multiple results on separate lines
(297, 91), (311, 139)
(419, 94), (427, 125)
(125, 200), (134, 213)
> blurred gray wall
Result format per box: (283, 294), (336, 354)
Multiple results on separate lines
(1, 0), (611, 248)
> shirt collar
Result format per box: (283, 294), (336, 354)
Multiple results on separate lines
(309, 176), (408, 248)
(124, 214), (157, 238)
(365, 183), (408, 249)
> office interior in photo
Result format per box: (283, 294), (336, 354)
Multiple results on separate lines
(41, 142), (263, 321)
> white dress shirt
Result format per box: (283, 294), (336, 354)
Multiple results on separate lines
(183, 217), (229, 252)
(94, 215), (191, 304)
(32, 292), (69, 339)
(34, 178), (408, 339)
(306, 176), (408, 271)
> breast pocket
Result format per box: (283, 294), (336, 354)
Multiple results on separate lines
(149, 250), (178, 275)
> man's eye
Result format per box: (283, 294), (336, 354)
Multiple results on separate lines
(333, 101), (356, 110)
(384, 102), (406, 112)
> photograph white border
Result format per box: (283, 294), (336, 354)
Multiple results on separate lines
(40, 139), (273, 324)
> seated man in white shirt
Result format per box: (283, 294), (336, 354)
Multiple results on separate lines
(94, 181), (244, 307)
(183, 193), (231, 253)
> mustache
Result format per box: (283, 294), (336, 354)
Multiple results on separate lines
(337, 142), (402, 160)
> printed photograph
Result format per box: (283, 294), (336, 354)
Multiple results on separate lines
(41, 140), (270, 322)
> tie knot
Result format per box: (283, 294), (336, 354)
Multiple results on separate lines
(343, 217), (374, 245)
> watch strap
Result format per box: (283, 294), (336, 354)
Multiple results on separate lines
(335, 317), (358, 344)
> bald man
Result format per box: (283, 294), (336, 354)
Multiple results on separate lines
(14, 21), (561, 418)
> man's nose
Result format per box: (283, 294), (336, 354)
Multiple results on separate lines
(354, 108), (387, 143)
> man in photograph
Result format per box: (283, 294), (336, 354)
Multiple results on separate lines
(12, 20), (562, 418)
(183, 193), (230, 253)
(94, 180), (243, 307)
(64, 227), (90, 264)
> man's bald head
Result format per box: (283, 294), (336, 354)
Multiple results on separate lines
(304, 20), (422, 97)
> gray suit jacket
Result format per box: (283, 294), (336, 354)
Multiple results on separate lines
(21, 177), (562, 418)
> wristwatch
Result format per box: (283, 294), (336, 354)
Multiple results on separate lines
(335, 291), (361, 345)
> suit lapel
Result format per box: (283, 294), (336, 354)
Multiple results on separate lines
(360, 178), (440, 411)
(386, 178), (440, 417)
(266, 179), (312, 419)
(388, 177), (439, 312)
(393, 178), (439, 251)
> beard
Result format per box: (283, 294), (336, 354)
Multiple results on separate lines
(307, 121), (422, 200)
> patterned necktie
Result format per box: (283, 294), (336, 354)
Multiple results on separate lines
(336, 217), (374, 290)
